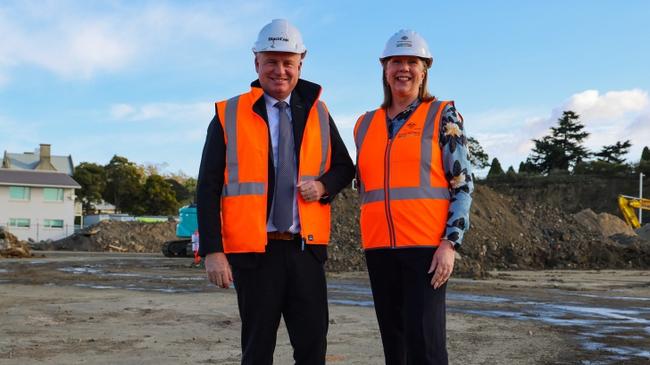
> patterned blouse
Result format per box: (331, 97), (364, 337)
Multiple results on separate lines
(387, 99), (474, 247)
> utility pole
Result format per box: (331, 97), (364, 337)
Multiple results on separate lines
(640, 172), (645, 225)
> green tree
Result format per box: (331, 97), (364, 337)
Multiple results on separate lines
(527, 111), (590, 174)
(141, 175), (179, 215)
(165, 178), (192, 205)
(642, 146), (650, 161)
(506, 165), (516, 177)
(103, 155), (144, 214)
(574, 160), (632, 176)
(638, 146), (650, 175)
(518, 160), (539, 175)
(467, 137), (489, 169)
(594, 140), (631, 164)
(183, 177), (197, 203)
(73, 162), (106, 214)
(487, 157), (505, 178)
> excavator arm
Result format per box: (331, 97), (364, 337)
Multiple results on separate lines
(618, 195), (650, 229)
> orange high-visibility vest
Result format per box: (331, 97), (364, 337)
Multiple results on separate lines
(215, 86), (332, 253)
(354, 100), (451, 250)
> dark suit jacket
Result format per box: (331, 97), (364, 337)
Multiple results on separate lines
(197, 79), (355, 266)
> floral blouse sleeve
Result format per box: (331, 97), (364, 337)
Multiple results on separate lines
(439, 103), (474, 248)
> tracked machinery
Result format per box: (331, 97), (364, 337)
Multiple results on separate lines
(617, 195), (650, 229)
(161, 204), (198, 257)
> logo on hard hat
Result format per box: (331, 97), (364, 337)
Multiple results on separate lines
(396, 39), (412, 48)
(268, 36), (289, 48)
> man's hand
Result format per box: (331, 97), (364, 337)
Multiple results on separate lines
(205, 252), (233, 288)
(428, 240), (456, 289)
(297, 180), (326, 202)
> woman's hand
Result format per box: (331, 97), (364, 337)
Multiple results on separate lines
(428, 240), (456, 289)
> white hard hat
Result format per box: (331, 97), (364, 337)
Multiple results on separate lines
(380, 29), (433, 67)
(253, 19), (307, 54)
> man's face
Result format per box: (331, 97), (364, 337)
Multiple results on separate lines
(255, 52), (302, 100)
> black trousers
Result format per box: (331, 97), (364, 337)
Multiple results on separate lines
(231, 238), (328, 365)
(365, 248), (448, 365)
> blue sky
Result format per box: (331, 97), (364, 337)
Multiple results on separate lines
(1, 0), (649, 177)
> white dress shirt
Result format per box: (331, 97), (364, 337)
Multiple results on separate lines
(264, 93), (300, 234)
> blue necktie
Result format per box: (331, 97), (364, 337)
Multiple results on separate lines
(272, 101), (295, 232)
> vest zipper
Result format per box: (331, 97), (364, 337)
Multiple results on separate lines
(384, 139), (397, 248)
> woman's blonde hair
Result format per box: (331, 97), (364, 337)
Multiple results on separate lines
(380, 57), (435, 109)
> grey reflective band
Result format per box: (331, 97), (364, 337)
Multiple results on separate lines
(316, 101), (330, 176)
(224, 95), (240, 185)
(222, 95), (265, 198)
(222, 182), (265, 197)
(300, 175), (318, 181)
(361, 187), (450, 204)
(420, 101), (443, 187)
(354, 111), (375, 151)
(354, 111), (375, 194)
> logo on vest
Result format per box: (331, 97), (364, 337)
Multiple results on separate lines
(398, 123), (421, 138)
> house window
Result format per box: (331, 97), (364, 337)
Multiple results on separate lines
(43, 188), (64, 202)
(9, 218), (30, 228)
(43, 219), (64, 229)
(9, 186), (31, 201)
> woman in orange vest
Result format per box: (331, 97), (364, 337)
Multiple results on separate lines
(354, 29), (474, 365)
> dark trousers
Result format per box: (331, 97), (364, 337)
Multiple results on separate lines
(365, 248), (448, 365)
(231, 239), (328, 365)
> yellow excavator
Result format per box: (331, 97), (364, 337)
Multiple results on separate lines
(618, 195), (650, 229)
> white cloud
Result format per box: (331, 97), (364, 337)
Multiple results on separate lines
(563, 89), (648, 124)
(110, 102), (213, 124)
(0, 1), (268, 83)
(470, 88), (650, 175)
(110, 104), (136, 119)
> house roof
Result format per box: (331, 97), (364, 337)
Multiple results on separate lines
(0, 169), (81, 189)
(3, 152), (74, 175)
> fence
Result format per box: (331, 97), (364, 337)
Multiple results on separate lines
(1, 222), (82, 242)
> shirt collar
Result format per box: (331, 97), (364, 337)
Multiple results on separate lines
(390, 98), (421, 121)
(264, 93), (292, 109)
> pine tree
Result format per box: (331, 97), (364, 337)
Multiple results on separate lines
(594, 140), (631, 164)
(638, 146), (650, 175)
(527, 111), (590, 174)
(487, 158), (505, 177)
(467, 137), (489, 169)
(641, 146), (650, 162)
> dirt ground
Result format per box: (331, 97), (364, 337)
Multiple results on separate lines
(1, 252), (649, 364)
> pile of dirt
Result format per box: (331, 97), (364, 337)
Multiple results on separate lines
(327, 188), (363, 272)
(637, 224), (650, 241)
(0, 227), (32, 258)
(573, 209), (637, 238)
(326, 184), (650, 276)
(34, 221), (177, 253)
(28, 180), (650, 277)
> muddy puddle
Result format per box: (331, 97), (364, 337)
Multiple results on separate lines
(1, 252), (648, 364)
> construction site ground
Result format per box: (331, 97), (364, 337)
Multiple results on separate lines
(1, 251), (649, 365)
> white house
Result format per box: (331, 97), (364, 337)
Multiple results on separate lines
(0, 144), (81, 241)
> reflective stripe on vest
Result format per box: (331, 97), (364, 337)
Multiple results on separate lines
(216, 87), (331, 253)
(354, 100), (452, 250)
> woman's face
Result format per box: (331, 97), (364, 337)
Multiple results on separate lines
(384, 56), (426, 100)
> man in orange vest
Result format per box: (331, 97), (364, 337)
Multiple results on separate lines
(196, 19), (354, 365)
